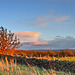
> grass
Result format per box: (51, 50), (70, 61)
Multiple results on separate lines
(0, 64), (74, 75)
(25, 55), (75, 61)
(0, 56), (75, 75)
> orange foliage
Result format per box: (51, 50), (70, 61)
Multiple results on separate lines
(0, 49), (75, 57)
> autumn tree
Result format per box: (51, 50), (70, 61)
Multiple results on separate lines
(0, 26), (21, 54)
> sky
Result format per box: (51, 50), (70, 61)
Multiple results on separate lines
(0, 0), (75, 50)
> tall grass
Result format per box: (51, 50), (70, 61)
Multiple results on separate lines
(0, 56), (75, 75)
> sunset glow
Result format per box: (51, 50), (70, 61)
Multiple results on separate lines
(0, 1), (75, 75)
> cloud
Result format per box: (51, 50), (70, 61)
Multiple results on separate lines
(19, 36), (75, 50)
(22, 41), (48, 46)
(36, 17), (43, 22)
(47, 36), (75, 49)
(14, 32), (42, 43)
(36, 16), (68, 23)
(33, 16), (69, 27)
(51, 16), (67, 22)
(36, 23), (48, 27)
(15, 13), (70, 28)
(29, 42), (48, 45)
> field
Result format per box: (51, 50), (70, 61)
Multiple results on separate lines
(0, 56), (75, 75)
(0, 49), (75, 75)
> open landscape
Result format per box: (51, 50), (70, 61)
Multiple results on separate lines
(0, 26), (75, 75)
(0, 48), (75, 75)
(0, 0), (75, 75)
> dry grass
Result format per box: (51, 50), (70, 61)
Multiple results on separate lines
(26, 55), (75, 61)
(0, 56), (74, 75)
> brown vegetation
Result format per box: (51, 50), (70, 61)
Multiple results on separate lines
(0, 26), (21, 54)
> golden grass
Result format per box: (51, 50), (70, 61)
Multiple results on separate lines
(0, 56), (74, 75)
(26, 55), (75, 61)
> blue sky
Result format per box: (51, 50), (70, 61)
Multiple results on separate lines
(0, 0), (75, 41)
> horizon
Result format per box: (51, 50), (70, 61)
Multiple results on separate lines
(0, 0), (75, 50)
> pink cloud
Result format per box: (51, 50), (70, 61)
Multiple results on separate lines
(37, 23), (48, 27)
(36, 17), (42, 22)
(35, 16), (68, 27)
(36, 16), (68, 23)
(52, 16), (67, 22)
(14, 32), (42, 43)
(29, 42), (48, 45)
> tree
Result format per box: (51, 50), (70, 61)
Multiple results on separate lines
(0, 26), (21, 53)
